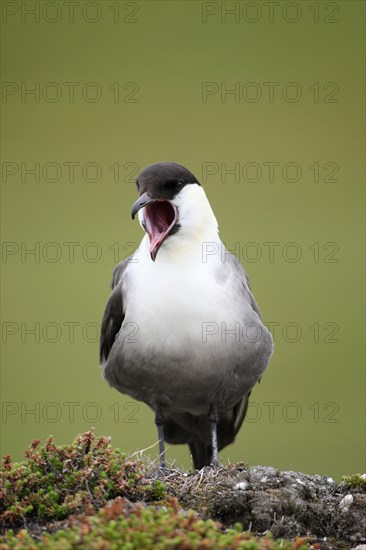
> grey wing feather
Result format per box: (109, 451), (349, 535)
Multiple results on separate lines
(111, 260), (128, 289)
(228, 252), (269, 389)
(216, 252), (267, 463)
(217, 256), (267, 462)
(226, 252), (263, 321)
(100, 260), (128, 364)
(244, 273), (263, 321)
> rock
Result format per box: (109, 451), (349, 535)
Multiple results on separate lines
(161, 464), (366, 545)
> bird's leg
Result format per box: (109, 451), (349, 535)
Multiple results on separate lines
(208, 403), (219, 466)
(154, 407), (166, 471)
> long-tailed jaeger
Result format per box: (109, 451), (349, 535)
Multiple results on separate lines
(100, 161), (274, 470)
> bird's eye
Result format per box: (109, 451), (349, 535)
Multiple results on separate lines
(175, 180), (184, 190)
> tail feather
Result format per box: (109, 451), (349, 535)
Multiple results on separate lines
(189, 441), (213, 469)
(166, 392), (253, 469)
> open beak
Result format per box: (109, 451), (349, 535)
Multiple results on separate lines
(131, 192), (155, 220)
(131, 192), (178, 261)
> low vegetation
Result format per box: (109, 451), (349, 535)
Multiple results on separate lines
(0, 433), (364, 549)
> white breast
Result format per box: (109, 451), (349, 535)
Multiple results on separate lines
(122, 235), (255, 354)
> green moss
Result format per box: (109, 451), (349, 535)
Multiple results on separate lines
(0, 498), (309, 549)
(152, 479), (166, 500)
(0, 432), (158, 529)
(342, 474), (366, 488)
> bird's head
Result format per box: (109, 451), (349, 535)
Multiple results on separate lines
(132, 162), (216, 261)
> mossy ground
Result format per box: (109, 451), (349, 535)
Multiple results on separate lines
(0, 433), (364, 549)
(342, 475), (366, 489)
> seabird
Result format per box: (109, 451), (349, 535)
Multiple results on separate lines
(100, 162), (273, 470)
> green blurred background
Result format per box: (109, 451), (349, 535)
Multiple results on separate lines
(1, 0), (364, 480)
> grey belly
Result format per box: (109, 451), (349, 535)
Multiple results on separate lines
(103, 330), (273, 416)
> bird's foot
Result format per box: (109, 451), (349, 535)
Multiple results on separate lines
(153, 465), (170, 478)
